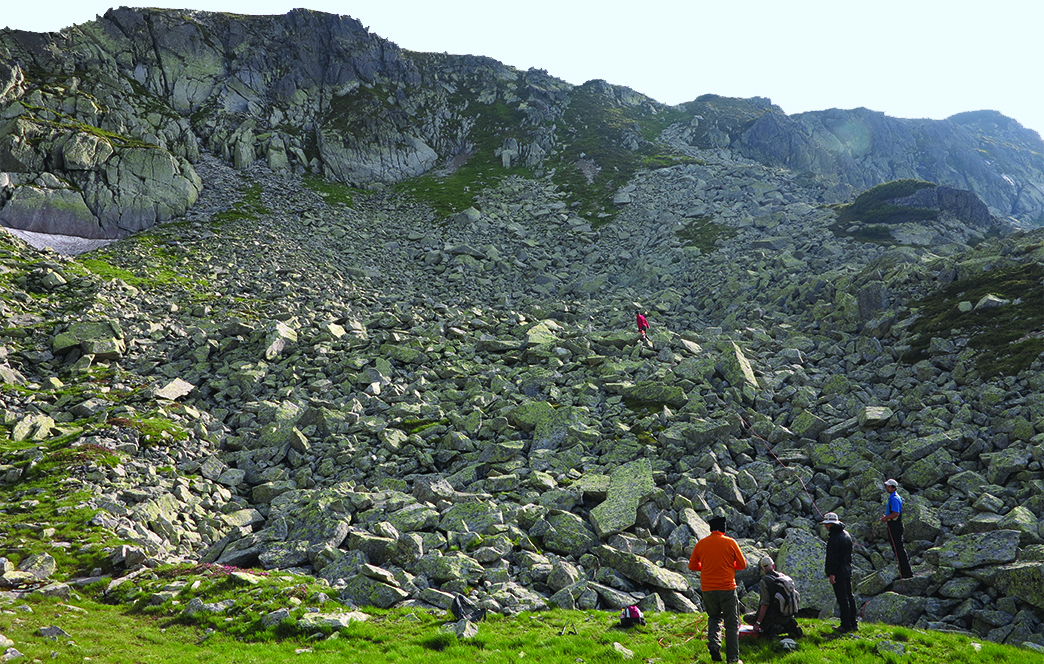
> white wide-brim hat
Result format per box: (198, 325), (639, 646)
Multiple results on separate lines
(820, 512), (843, 525)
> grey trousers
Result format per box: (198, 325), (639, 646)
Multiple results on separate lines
(703, 588), (740, 662)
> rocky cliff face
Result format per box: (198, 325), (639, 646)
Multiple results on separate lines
(3, 9), (1044, 239)
(679, 97), (1044, 227)
(0, 8), (574, 238)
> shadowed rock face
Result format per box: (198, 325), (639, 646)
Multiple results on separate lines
(679, 98), (1044, 226)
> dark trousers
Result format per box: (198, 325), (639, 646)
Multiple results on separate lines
(832, 576), (857, 629)
(703, 588), (739, 662)
(887, 518), (913, 578)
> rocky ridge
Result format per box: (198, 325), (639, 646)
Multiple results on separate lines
(1, 132), (1043, 651)
(2, 8), (1044, 243)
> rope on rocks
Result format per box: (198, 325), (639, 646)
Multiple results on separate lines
(739, 414), (825, 519)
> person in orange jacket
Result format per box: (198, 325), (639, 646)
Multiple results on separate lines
(689, 515), (748, 664)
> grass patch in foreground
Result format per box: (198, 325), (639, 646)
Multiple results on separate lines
(0, 599), (1033, 664)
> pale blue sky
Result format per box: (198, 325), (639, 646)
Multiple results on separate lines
(4, 1), (1042, 139)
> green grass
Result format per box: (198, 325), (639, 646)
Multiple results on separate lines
(302, 175), (365, 208)
(548, 82), (689, 223)
(14, 101), (160, 150)
(391, 94), (532, 217)
(676, 94), (772, 147)
(675, 216), (737, 252)
(78, 255), (201, 290)
(0, 436), (123, 573)
(384, 76), (692, 222)
(213, 182), (271, 223)
(106, 414), (189, 445)
(0, 598), (1032, 664)
(903, 262), (1044, 377)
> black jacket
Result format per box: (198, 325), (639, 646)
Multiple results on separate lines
(824, 524), (853, 579)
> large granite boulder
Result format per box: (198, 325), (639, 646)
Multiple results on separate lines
(862, 592), (927, 626)
(590, 459), (656, 539)
(776, 527), (833, 615)
(924, 530), (1021, 569)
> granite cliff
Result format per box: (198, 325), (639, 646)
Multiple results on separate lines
(1, 8), (1043, 239)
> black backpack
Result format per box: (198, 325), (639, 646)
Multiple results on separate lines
(766, 572), (800, 617)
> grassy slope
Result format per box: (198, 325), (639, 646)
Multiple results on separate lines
(0, 597), (1029, 664)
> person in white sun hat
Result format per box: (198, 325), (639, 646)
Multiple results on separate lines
(821, 512), (857, 633)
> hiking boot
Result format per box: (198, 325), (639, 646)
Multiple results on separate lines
(709, 648), (722, 662)
(790, 626), (804, 638)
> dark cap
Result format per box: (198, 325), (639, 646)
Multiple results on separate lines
(708, 516), (727, 532)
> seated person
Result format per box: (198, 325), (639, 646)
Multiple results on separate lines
(743, 556), (803, 638)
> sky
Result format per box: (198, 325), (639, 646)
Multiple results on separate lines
(4, 0), (1042, 139)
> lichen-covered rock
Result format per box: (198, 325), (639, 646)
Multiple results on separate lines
(593, 545), (689, 592)
(777, 527), (832, 614)
(17, 553), (56, 580)
(53, 320), (125, 359)
(267, 484), (356, 548)
(903, 498), (942, 541)
(716, 341), (758, 392)
(862, 592), (927, 625)
(340, 572), (409, 609)
(297, 611), (371, 630)
(438, 501), (504, 534)
(535, 511), (598, 557)
(590, 459), (655, 539)
(973, 562), (1044, 610)
(415, 552), (485, 585)
(997, 506), (1042, 545)
(924, 530), (1021, 569)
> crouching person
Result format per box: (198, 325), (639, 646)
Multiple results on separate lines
(743, 556), (803, 638)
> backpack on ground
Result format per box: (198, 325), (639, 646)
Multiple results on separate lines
(767, 573), (800, 617)
(619, 605), (646, 627)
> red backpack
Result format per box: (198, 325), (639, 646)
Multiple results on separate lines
(619, 605), (646, 627)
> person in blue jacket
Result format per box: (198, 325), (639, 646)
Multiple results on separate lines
(878, 479), (913, 578)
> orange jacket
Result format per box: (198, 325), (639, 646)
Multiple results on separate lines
(688, 531), (747, 591)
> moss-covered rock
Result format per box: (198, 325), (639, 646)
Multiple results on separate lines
(925, 530), (1021, 569)
(589, 459), (655, 539)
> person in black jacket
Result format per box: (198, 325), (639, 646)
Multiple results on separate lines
(821, 512), (858, 633)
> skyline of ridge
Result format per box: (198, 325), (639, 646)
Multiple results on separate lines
(2, 1), (1042, 141)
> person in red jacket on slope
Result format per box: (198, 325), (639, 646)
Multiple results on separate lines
(635, 309), (649, 338)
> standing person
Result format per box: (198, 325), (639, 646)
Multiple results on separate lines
(879, 479), (913, 578)
(743, 556), (803, 638)
(689, 516), (747, 664)
(635, 309), (649, 338)
(821, 512), (858, 633)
